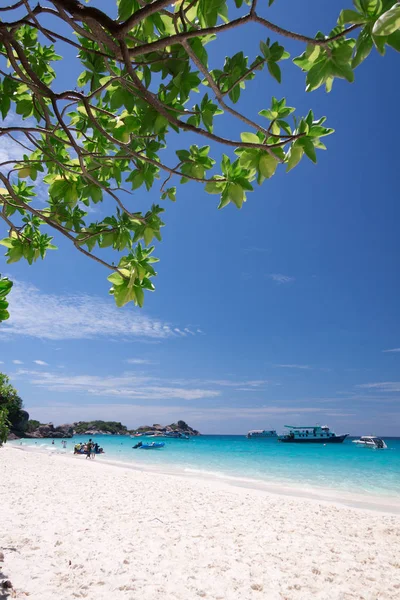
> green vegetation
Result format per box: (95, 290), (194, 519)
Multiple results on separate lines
(26, 419), (42, 433)
(0, 373), (27, 441)
(0, 1), (399, 319)
(0, 275), (13, 321)
(73, 421), (128, 434)
(0, 407), (11, 446)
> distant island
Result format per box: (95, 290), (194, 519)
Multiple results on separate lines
(22, 419), (200, 439)
(131, 421), (200, 437)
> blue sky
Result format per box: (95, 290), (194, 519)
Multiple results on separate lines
(1, 1), (399, 435)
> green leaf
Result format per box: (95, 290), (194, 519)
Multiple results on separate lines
(354, 0), (383, 16)
(112, 280), (136, 308)
(306, 59), (331, 92)
(217, 186), (231, 209)
(373, 3), (400, 35)
(352, 27), (374, 67)
(300, 138), (317, 163)
(372, 32), (387, 53)
(240, 132), (260, 144)
(134, 285), (144, 308)
(0, 238), (14, 249)
(258, 153), (278, 179)
(387, 28), (400, 49)
(339, 9), (367, 24)
(267, 61), (281, 83)
(88, 184), (103, 203)
(143, 227), (154, 246)
(332, 60), (355, 82)
(107, 272), (124, 286)
(228, 183), (244, 209)
(205, 180), (225, 194)
(286, 144), (304, 172)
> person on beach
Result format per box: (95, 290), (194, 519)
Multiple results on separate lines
(86, 439), (93, 459)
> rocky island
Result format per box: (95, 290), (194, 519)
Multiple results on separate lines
(11, 419), (200, 439)
(131, 420), (200, 437)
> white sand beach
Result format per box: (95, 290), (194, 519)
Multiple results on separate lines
(1, 447), (400, 600)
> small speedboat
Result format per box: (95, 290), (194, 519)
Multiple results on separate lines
(133, 441), (165, 449)
(352, 436), (387, 449)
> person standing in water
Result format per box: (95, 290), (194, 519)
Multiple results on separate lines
(86, 439), (93, 459)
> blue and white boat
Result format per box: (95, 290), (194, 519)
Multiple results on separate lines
(246, 429), (277, 439)
(278, 424), (348, 444)
(352, 436), (387, 449)
(133, 441), (165, 449)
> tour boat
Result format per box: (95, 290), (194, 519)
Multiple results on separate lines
(278, 425), (348, 443)
(246, 429), (277, 439)
(352, 436), (387, 449)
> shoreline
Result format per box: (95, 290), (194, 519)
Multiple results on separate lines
(10, 443), (400, 515)
(1, 447), (400, 600)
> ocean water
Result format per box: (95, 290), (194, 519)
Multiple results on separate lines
(12, 434), (400, 499)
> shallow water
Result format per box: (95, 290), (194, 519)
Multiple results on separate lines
(12, 434), (400, 498)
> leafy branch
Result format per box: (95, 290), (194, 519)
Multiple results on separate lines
(0, 0), (398, 318)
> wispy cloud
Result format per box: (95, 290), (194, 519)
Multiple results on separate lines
(2, 280), (202, 341)
(208, 379), (269, 387)
(274, 364), (312, 370)
(12, 359), (24, 365)
(125, 359), (157, 365)
(356, 382), (400, 392)
(268, 274), (295, 284)
(383, 348), (400, 353)
(33, 360), (48, 366)
(16, 369), (221, 401)
(0, 116), (25, 167)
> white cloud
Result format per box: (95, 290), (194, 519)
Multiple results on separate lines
(33, 360), (48, 366)
(208, 379), (269, 387)
(268, 274), (295, 284)
(0, 135), (25, 168)
(16, 369), (221, 401)
(274, 364), (312, 370)
(357, 382), (400, 392)
(383, 348), (400, 353)
(12, 359), (24, 365)
(1, 280), (201, 341)
(125, 359), (156, 365)
(0, 361), (3, 364)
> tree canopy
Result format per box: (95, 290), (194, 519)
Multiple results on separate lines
(0, 0), (399, 318)
(0, 372), (25, 441)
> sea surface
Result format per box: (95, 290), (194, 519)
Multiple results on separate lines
(11, 434), (400, 499)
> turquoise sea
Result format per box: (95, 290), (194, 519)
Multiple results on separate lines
(12, 434), (400, 499)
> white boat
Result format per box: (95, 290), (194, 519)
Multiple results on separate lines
(247, 429), (277, 439)
(278, 424), (348, 444)
(352, 436), (387, 449)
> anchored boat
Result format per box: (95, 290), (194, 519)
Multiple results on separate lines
(278, 425), (348, 443)
(352, 436), (387, 449)
(246, 429), (277, 439)
(132, 441), (165, 449)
